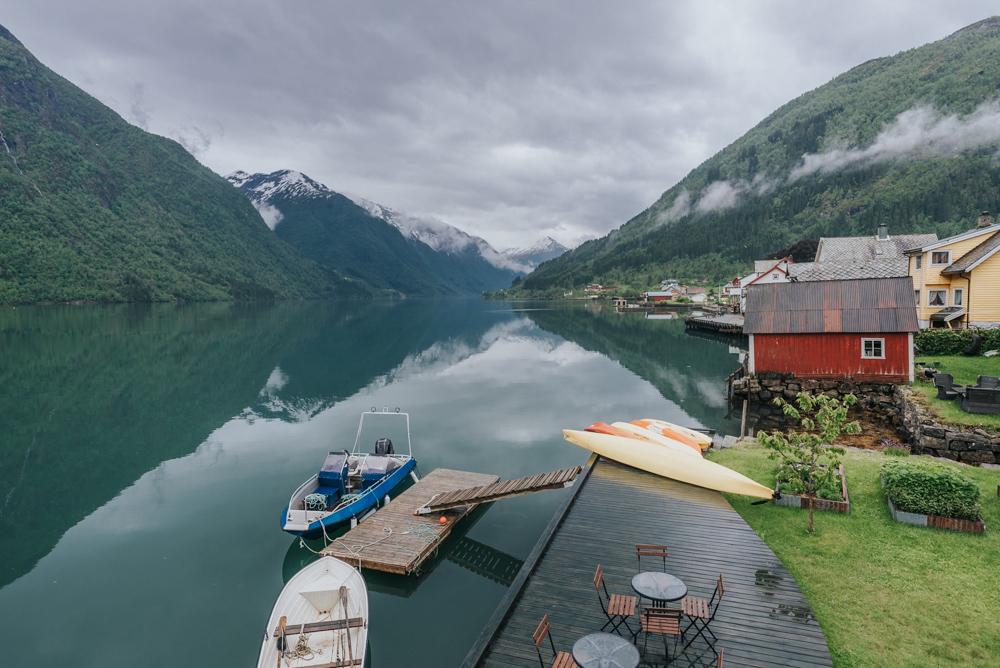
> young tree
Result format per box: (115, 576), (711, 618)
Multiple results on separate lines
(758, 392), (861, 533)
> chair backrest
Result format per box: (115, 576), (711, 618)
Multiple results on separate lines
(709, 575), (726, 617)
(977, 375), (1000, 389)
(636, 544), (668, 571)
(933, 373), (954, 389)
(532, 614), (557, 667)
(642, 606), (682, 631)
(717, 648), (725, 668)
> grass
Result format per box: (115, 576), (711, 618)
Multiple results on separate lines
(913, 355), (1000, 429)
(710, 443), (1000, 668)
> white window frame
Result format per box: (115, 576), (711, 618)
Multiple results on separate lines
(915, 254), (922, 269)
(953, 287), (964, 307)
(927, 289), (948, 307)
(930, 250), (951, 266)
(914, 289), (920, 306)
(861, 337), (885, 360)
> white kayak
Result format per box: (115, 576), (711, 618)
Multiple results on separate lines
(563, 429), (773, 499)
(631, 418), (714, 450)
(257, 555), (368, 668)
(610, 422), (702, 458)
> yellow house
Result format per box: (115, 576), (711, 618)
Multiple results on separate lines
(906, 212), (1000, 328)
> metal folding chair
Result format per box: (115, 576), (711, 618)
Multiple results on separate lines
(593, 564), (638, 639)
(531, 614), (574, 668)
(682, 575), (725, 651)
(636, 543), (669, 571)
(640, 606), (682, 663)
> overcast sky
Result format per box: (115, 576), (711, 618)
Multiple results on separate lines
(2, 1), (996, 249)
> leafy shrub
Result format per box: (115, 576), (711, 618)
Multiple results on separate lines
(776, 463), (843, 500)
(915, 328), (1000, 356)
(881, 460), (982, 521)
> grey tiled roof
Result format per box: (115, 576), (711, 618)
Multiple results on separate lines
(942, 231), (1000, 275)
(817, 233), (938, 263)
(789, 259), (909, 281)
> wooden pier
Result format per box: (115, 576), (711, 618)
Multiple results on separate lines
(416, 466), (581, 514)
(322, 468), (498, 575)
(464, 457), (833, 668)
(685, 312), (745, 335)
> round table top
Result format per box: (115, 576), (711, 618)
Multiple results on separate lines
(631, 571), (687, 602)
(571, 632), (640, 668)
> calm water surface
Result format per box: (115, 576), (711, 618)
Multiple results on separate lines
(0, 300), (740, 667)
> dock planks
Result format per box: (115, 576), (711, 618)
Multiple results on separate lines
(417, 466), (581, 513)
(467, 457), (833, 668)
(322, 468), (498, 575)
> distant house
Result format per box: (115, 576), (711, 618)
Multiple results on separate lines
(584, 283), (605, 294)
(686, 286), (708, 303)
(905, 212), (1000, 328)
(743, 277), (918, 383)
(789, 225), (936, 282)
(728, 258), (791, 312)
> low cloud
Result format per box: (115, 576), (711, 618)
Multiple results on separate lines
(694, 180), (742, 213)
(791, 101), (1000, 179)
(655, 188), (691, 225)
(253, 201), (284, 230)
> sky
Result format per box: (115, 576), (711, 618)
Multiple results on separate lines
(1, 1), (997, 249)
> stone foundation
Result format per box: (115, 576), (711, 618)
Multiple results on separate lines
(732, 373), (1000, 465)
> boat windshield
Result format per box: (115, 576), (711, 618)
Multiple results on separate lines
(352, 407), (413, 457)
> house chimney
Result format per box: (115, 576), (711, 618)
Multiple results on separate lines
(977, 210), (993, 228)
(876, 224), (889, 241)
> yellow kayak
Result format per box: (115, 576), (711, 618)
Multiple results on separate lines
(631, 419), (713, 451)
(563, 429), (773, 499)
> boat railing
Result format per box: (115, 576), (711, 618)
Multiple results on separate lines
(352, 407), (413, 457)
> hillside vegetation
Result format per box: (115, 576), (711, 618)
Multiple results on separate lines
(519, 17), (1000, 293)
(0, 25), (361, 303)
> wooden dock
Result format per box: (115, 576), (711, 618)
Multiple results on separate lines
(322, 468), (498, 575)
(465, 457), (832, 668)
(685, 312), (745, 335)
(416, 466), (581, 514)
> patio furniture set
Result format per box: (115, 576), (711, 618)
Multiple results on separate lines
(532, 544), (725, 667)
(933, 373), (1000, 414)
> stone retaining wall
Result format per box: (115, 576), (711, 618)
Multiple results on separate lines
(732, 373), (1000, 465)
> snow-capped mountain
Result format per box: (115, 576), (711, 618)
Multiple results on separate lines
(226, 169), (523, 295)
(503, 236), (569, 270)
(349, 196), (530, 274)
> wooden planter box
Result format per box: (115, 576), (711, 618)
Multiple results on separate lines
(885, 496), (986, 534)
(774, 464), (850, 513)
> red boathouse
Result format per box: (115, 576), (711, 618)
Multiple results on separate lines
(743, 277), (918, 382)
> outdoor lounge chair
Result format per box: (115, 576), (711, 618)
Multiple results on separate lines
(961, 387), (1000, 415)
(593, 564), (637, 638)
(977, 375), (1000, 389)
(640, 607), (682, 663)
(933, 373), (963, 400)
(531, 614), (574, 668)
(682, 575), (725, 652)
(636, 543), (669, 571)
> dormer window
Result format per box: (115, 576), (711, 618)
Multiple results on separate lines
(931, 251), (951, 265)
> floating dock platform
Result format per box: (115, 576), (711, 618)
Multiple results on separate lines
(684, 312), (745, 335)
(322, 468), (498, 575)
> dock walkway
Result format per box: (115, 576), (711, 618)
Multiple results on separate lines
(466, 458), (832, 668)
(322, 468), (498, 575)
(685, 312), (745, 335)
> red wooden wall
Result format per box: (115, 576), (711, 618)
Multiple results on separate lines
(752, 333), (911, 381)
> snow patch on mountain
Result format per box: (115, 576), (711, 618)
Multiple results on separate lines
(348, 195), (531, 273)
(503, 236), (569, 269)
(226, 169), (329, 204)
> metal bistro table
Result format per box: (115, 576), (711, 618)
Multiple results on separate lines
(572, 632), (640, 668)
(631, 571), (687, 606)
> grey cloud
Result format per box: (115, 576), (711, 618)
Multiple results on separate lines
(1, 0), (997, 248)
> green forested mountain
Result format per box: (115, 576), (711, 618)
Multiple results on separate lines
(229, 170), (521, 296)
(0, 24), (362, 304)
(520, 17), (1000, 293)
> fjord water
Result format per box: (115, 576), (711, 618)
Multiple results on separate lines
(0, 300), (740, 667)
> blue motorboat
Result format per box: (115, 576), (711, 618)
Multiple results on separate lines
(281, 408), (418, 537)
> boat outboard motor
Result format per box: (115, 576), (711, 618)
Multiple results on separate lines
(375, 437), (394, 455)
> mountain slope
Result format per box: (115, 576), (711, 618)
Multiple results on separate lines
(0, 25), (355, 304)
(503, 236), (568, 270)
(349, 195), (526, 283)
(520, 17), (1000, 292)
(229, 170), (521, 295)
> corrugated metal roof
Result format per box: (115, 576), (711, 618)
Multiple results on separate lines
(744, 277), (918, 334)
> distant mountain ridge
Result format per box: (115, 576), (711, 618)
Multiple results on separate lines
(0, 25), (357, 304)
(503, 236), (569, 270)
(519, 16), (1000, 293)
(227, 170), (522, 295)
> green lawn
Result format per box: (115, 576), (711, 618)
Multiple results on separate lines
(913, 355), (1000, 429)
(709, 443), (1000, 668)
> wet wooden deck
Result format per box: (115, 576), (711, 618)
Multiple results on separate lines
(466, 457), (832, 667)
(322, 468), (498, 575)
